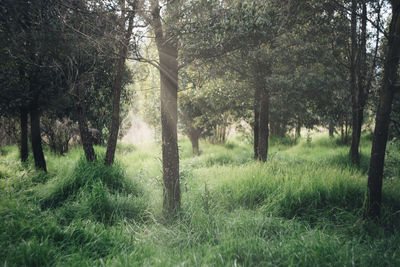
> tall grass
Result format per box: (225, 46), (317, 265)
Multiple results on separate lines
(1, 135), (400, 266)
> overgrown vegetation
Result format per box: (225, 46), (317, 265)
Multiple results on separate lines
(1, 136), (399, 266)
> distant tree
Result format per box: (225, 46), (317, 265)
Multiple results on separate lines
(41, 115), (79, 155)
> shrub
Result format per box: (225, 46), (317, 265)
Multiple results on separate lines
(39, 156), (147, 224)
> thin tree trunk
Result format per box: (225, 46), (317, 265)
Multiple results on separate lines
(258, 90), (269, 162)
(329, 121), (334, 138)
(341, 121), (345, 143)
(105, 3), (135, 166)
(349, 0), (361, 165)
(104, 58), (124, 165)
(254, 87), (260, 159)
(30, 103), (46, 172)
(351, 2), (368, 166)
(296, 120), (301, 139)
(76, 85), (96, 162)
(221, 125), (226, 143)
(20, 107), (28, 162)
(365, 3), (400, 219)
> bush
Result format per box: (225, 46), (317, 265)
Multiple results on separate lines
(39, 156), (147, 224)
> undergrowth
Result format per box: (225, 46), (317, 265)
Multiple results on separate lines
(1, 136), (400, 266)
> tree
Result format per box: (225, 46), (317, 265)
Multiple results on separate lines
(142, 0), (181, 216)
(0, 0), (68, 171)
(105, 0), (138, 165)
(365, 0), (400, 219)
(60, 0), (135, 162)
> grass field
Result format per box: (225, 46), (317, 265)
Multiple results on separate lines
(1, 135), (400, 266)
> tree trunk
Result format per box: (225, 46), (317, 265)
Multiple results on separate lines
(20, 107), (28, 162)
(296, 120), (301, 139)
(365, 3), (400, 219)
(151, 0), (180, 217)
(341, 121), (345, 143)
(189, 130), (200, 156)
(349, 0), (360, 165)
(329, 121), (334, 138)
(350, 2), (368, 166)
(158, 42), (180, 216)
(104, 56), (125, 165)
(30, 103), (46, 172)
(105, 3), (134, 166)
(221, 125), (226, 143)
(258, 90), (269, 162)
(254, 87), (261, 159)
(104, 58), (125, 165)
(76, 85), (96, 162)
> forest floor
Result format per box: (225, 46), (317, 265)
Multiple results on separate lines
(1, 135), (400, 266)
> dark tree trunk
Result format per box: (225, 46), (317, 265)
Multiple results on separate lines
(341, 121), (345, 143)
(104, 56), (125, 165)
(105, 4), (134, 166)
(258, 90), (269, 162)
(254, 99), (260, 159)
(350, 2), (368, 166)
(349, 0), (360, 165)
(253, 105), (260, 159)
(30, 103), (46, 172)
(76, 85), (96, 162)
(344, 119), (349, 144)
(104, 58), (125, 165)
(366, 3), (400, 219)
(296, 120), (301, 139)
(329, 121), (334, 138)
(20, 107), (28, 162)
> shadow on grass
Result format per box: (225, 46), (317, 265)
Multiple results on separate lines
(322, 152), (370, 174)
(38, 156), (148, 225)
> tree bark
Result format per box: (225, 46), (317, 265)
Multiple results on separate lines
(350, 2), (368, 166)
(20, 107), (28, 162)
(349, 0), (361, 165)
(329, 121), (334, 138)
(150, 0), (180, 217)
(365, 2), (400, 219)
(254, 87), (261, 159)
(30, 103), (46, 172)
(189, 129), (200, 155)
(158, 42), (180, 216)
(104, 61), (124, 164)
(76, 85), (96, 162)
(258, 89), (269, 162)
(105, 1), (135, 166)
(296, 120), (301, 139)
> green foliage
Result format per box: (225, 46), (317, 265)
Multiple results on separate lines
(385, 139), (400, 179)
